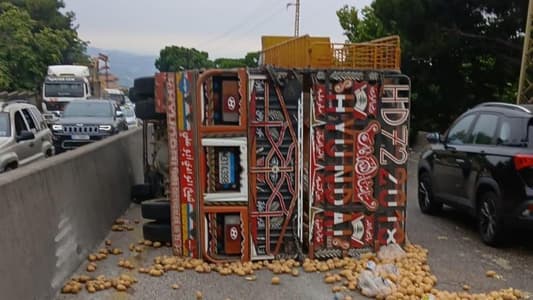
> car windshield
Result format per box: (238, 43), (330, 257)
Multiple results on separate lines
(108, 94), (125, 105)
(0, 112), (10, 137)
(44, 83), (84, 98)
(123, 108), (135, 117)
(63, 102), (112, 118)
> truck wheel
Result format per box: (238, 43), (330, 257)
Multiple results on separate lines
(141, 198), (170, 221)
(135, 99), (166, 120)
(134, 76), (155, 97)
(131, 184), (152, 204)
(143, 221), (171, 243)
(146, 170), (164, 197)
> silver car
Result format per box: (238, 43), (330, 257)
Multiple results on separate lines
(0, 100), (54, 173)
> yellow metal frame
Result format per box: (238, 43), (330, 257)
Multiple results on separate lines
(260, 35), (401, 70)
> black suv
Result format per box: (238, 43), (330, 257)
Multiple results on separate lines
(51, 99), (127, 152)
(418, 102), (533, 246)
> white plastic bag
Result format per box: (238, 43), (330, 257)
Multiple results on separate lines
(377, 243), (407, 261)
(358, 269), (396, 298)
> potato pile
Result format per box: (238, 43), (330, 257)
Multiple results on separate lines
(62, 221), (530, 300)
(61, 274), (137, 294)
(110, 218), (135, 232)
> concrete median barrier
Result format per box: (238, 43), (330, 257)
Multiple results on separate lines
(0, 128), (143, 300)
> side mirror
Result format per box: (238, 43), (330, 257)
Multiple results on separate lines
(17, 130), (35, 142)
(116, 111), (124, 118)
(426, 132), (442, 144)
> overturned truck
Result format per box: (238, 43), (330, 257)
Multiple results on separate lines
(130, 35), (410, 262)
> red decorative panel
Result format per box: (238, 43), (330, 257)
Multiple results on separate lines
(308, 70), (410, 259)
(248, 76), (300, 258)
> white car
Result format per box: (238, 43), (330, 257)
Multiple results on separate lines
(0, 100), (54, 173)
(122, 106), (140, 129)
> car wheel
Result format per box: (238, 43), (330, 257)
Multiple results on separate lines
(143, 221), (171, 243)
(477, 191), (504, 246)
(418, 172), (442, 214)
(3, 165), (16, 172)
(141, 198), (170, 221)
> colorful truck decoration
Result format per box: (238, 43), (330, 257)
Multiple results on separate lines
(152, 62), (410, 262)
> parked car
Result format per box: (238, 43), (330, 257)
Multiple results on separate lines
(418, 102), (533, 246)
(121, 106), (140, 129)
(0, 100), (54, 173)
(50, 99), (128, 153)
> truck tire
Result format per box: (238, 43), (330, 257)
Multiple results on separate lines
(131, 184), (152, 204)
(143, 221), (171, 243)
(129, 88), (152, 103)
(146, 170), (164, 198)
(135, 99), (165, 120)
(141, 198), (170, 221)
(134, 76), (155, 97)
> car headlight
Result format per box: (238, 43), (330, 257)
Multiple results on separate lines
(99, 125), (112, 131)
(52, 124), (63, 131)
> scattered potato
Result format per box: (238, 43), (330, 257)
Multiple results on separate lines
(196, 291), (203, 299)
(271, 276), (281, 285)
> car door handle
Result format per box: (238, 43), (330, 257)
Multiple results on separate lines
(456, 158), (465, 164)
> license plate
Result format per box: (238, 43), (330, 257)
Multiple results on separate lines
(218, 151), (235, 185)
(71, 135), (90, 140)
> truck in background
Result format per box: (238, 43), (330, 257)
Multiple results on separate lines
(42, 65), (92, 116)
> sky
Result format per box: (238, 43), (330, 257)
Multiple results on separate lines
(63, 0), (373, 59)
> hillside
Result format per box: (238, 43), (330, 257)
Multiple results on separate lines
(86, 47), (157, 88)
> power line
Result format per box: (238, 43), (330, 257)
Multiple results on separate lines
(197, 0), (283, 48)
(202, 4), (289, 53)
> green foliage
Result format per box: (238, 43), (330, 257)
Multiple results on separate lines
(337, 0), (527, 134)
(155, 46), (213, 71)
(213, 52), (259, 68)
(213, 58), (246, 68)
(0, 1), (87, 91)
(155, 47), (260, 71)
(243, 52), (260, 67)
(337, 5), (386, 43)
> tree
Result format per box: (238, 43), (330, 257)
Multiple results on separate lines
(7, 0), (87, 64)
(0, 4), (67, 90)
(155, 46), (213, 71)
(336, 5), (386, 43)
(213, 58), (246, 68)
(337, 0), (527, 135)
(243, 51), (259, 67)
(0, 1), (87, 91)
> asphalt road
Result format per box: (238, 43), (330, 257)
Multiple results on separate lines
(55, 155), (533, 300)
(406, 156), (533, 294)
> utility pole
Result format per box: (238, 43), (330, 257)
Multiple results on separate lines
(294, 0), (300, 37)
(287, 0), (300, 36)
(518, 0), (533, 103)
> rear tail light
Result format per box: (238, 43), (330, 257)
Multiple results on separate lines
(513, 154), (533, 170)
(515, 154), (533, 187)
